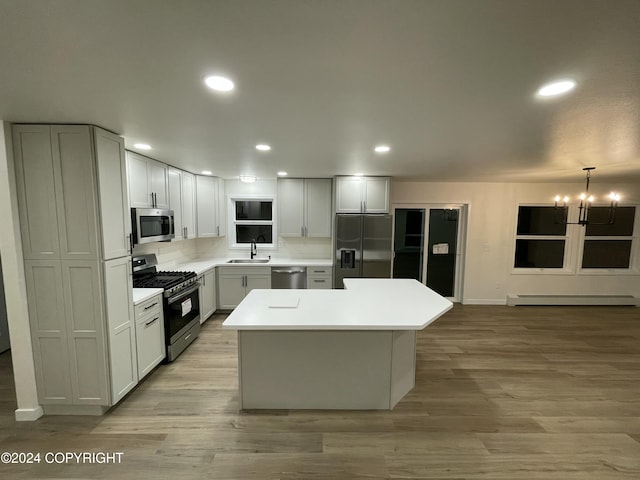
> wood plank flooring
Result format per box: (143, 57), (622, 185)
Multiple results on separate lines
(1, 305), (639, 479)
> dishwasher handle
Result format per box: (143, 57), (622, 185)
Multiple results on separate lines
(271, 268), (306, 274)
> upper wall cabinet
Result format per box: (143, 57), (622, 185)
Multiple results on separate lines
(195, 175), (226, 237)
(278, 178), (332, 237)
(127, 151), (169, 209)
(335, 176), (390, 214)
(168, 168), (196, 240)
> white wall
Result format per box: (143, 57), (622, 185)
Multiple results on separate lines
(393, 180), (640, 304)
(0, 122), (42, 420)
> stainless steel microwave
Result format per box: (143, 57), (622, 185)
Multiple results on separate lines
(131, 208), (175, 245)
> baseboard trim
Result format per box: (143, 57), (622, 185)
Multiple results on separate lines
(15, 406), (44, 421)
(43, 405), (108, 416)
(462, 299), (507, 305)
(507, 294), (640, 306)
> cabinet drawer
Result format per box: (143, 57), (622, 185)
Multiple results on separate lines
(307, 276), (332, 289)
(308, 267), (332, 275)
(135, 295), (162, 320)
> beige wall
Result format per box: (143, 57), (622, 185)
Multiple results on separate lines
(392, 180), (640, 304)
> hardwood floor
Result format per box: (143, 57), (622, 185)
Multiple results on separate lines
(1, 305), (639, 479)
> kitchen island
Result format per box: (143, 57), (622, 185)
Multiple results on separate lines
(222, 279), (453, 410)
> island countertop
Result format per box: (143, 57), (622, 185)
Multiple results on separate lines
(222, 278), (453, 330)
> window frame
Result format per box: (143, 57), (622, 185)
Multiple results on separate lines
(512, 203), (574, 274)
(227, 194), (277, 250)
(577, 204), (639, 275)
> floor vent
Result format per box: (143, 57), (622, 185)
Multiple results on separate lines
(507, 294), (640, 306)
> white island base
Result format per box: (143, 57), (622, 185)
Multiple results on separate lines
(224, 279), (453, 410)
(238, 329), (416, 409)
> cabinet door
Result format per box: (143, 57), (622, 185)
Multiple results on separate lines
(245, 274), (271, 293)
(148, 159), (169, 209)
(182, 172), (196, 239)
(103, 257), (137, 405)
(136, 301), (165, 379)
(364, 177), (390, 213)
(168, 168), (184, 239)
(94, 127), (131, 260)
(335, 177), (364, 213)
(278, 179), (305, 237)
(217, 274), (245, 309)
(305, 179), (332, 237)
(196, 175), (217, 237)
(127, 151), (152, 208)
(216, 177), (226, 237)
(200, 269), (216, 322)
(63, 260), (110, 405)
(12, 125), (61, 260)
(52, 126), (99, 261)
(24, 260), (73, 404)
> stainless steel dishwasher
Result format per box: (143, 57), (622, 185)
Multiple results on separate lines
(271, 266), (307, 289)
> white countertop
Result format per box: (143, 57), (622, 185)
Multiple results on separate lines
(132, 288), (164, 305)
(222, 278), (453, 331)
(164, 257), (332, 276)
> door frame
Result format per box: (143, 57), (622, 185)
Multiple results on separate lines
(392, 203), (467, 302)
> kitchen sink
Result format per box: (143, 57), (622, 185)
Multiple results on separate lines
(226, 259), (270, 264)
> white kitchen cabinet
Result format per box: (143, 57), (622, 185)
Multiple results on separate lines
(127, 151), (169, 209)
(134, 293), (165, 379)
(307, 266), (333, 289)
(23, 260), (72, 404)
(13, 125), (100, 261)
(95, 128), (131, 260)
(199, 268), (217, 322)
(196, 175), (225, 237)
(182, 171), (196, 239)
(217, 266), (271, 309)
(104, 256), (137, 404)
(168, 168), (197, 240)
(335, 176), (390, 213)
(278, 178), (332, 237)
(168, 168), (183, 239)
(13, 124), (135, 413)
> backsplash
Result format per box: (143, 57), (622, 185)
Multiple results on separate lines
(133, 235), (332, 267)
(132, 239), (198, 268)
(194, 236), (331, 260)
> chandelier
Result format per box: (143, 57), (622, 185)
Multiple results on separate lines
(554, 167), (620, 226)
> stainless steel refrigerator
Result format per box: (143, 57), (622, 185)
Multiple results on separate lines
(334, 214), (393, 288)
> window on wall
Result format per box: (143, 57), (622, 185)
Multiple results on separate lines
(581, 206), (636, 269)
(232, 199), (274, 245)
(514, 206), (568, 268)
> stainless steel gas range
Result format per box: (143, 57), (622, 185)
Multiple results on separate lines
(132, 254), (200, 362)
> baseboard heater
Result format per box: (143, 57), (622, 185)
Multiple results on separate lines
(507, 294), (640, 306)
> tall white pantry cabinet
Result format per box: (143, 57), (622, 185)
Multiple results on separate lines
(12, 124), (137, 414)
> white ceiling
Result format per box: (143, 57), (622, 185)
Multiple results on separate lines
(1, 0), (639, 183)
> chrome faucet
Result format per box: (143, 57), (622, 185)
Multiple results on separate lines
(250, 239), (257, 259)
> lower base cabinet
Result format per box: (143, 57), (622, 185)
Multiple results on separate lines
(134, 293), (165, 379)
(307, 266), (333, 289)
(199, 269), (217, 322)
(217, 267), (271, 309)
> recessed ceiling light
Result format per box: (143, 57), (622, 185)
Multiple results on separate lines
(201, 170), (212, 175)
(134, 143), (152, 150)
(277, 171), (288, 176)
(256, 144), (271, 151)
(354, 173), (364, 177)
(239, 175), (257, 183)
(374, 145), (391, 153)
(536, 79), (576, 97)
(204, 75), (235, 92)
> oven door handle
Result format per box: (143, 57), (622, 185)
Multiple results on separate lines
(167, 283), (201, 304)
